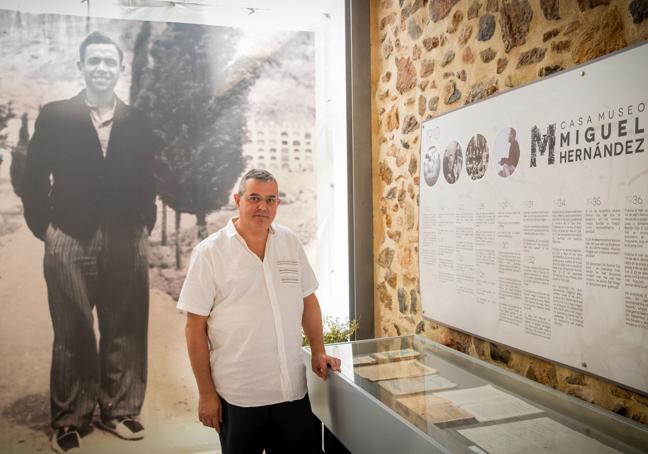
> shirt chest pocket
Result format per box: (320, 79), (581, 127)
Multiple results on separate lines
(276, 259), (300, 287)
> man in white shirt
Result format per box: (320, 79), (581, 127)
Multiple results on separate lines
(177, 168), (340, 453)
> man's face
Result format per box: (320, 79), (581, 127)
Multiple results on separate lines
(78, 43), (123, 95)
(234, 179), (280, 232)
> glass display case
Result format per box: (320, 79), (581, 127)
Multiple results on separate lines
(303, 335), (648, 454)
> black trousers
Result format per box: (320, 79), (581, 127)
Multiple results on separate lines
(219, 394), (318, 454)
(43, 224), (149, 429)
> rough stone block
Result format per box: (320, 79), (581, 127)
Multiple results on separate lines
(422, 36), (440, 50)
(500, 0), (533, 52)
(468, 0), (482, 19)
(408, 155), (418, 177)
(629, 0), (648, 23)
(429, 0), (460, 22)
(517, 47), (547, 67)
(401, 114), (419, 134)
(385, 186), (398, 199)
(458, 24), (474, 45)
(420, 58), (435, 77)
(489, 343), (512, 363)
(379, 161), (394, 185)
(496, 56), (509, 73)
(384, 270), (398, 288)
(477, 14), (496, 41)
(378, 247), (395, 268)
(386, 229), (402, 242)
(380, 12), (397, 30)
(447, 87), (462, 104)
(407, 17), (423, 40)
(402, 0), (426, 19)
(396, 57), (417, 93)
(447, 10), (464, 33)
(538, 64), (563, 77)
(464, 77), (498, 104)
(410, 290), (418, 313)
(418, 95), (427, 116)
(540, 0), (560, 20)
(383, 38), (394, 59)
(551, 39), (571, 53)
(428, 96), (440, 111)
(377, 281), (393, 310)
(412, 44), (422, 60)
(542, 28), (560, 41)
(462, 46), (475, 63)
(397, 288), (407, 313)
(479, 47), (497, 62)
(386, 105), (399, 131)
(441, 49), (456, 66)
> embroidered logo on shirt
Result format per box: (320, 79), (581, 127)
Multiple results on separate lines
(277, 260), (299, 285)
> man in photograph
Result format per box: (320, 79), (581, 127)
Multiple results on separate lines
(177, 168), (340, 454)
(498, 128), (520, 177)
(443, 142), (462, 184)
(21, 31), (158, 453)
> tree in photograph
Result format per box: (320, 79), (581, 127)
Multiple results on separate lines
(0, 102), (14, 148)
(10, 113), (29, 198)
(0, 102), (15, 172)
(129, 21), (173, 246)
(129, 21), (151, 107)
(133, 22), (252, 267)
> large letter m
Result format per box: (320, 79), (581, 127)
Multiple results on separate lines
(530, 124), (556, 167)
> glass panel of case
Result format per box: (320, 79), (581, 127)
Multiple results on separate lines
(319, 335), (648, 453)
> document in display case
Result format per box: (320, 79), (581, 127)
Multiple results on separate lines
(303, 335), (648, 454)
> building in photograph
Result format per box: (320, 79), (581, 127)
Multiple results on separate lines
(243, 118), (315, 172)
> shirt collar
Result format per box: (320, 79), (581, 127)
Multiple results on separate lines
(84, 94), (117, 111)
(85, 95), (117, 127)
(225, 217), (275, 239)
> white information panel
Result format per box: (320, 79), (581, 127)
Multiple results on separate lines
(419, 43), (648, 393)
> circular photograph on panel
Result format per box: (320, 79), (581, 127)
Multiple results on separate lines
(443, 140), (463, 184)
(465, 133), (489, 180)
(494, 127), (520, 178)
(422, 145), (441, 187)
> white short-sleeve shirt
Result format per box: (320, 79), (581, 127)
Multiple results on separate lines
(176, 218), (318, 407)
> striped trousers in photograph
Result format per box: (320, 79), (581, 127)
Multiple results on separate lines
(43, 224), (149, 429)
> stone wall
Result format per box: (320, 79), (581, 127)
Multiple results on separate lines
(370, 0), (648, 424)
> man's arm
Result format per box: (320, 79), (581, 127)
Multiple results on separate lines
(302, 293), (341, 381)
(185, 313), (222, 432)
(137, 114), (161, 235)
(21, 107), (54, 240)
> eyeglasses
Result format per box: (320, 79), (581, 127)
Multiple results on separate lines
(243, 194), (279, 206)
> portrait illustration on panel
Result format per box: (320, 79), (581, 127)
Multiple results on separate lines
(494, 127), (520, 178)
(443, 140), (463, 184)
(422, 145), (441, 187)
(465, 133), (489, 181)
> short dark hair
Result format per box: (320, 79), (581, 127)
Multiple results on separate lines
(238, 169), (277, 194)
(79, 31), (123, 64)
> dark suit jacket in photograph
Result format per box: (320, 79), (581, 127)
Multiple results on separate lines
(22, 90), (159, 241)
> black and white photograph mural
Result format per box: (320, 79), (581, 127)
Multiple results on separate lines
(0, 5), (334, 452)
